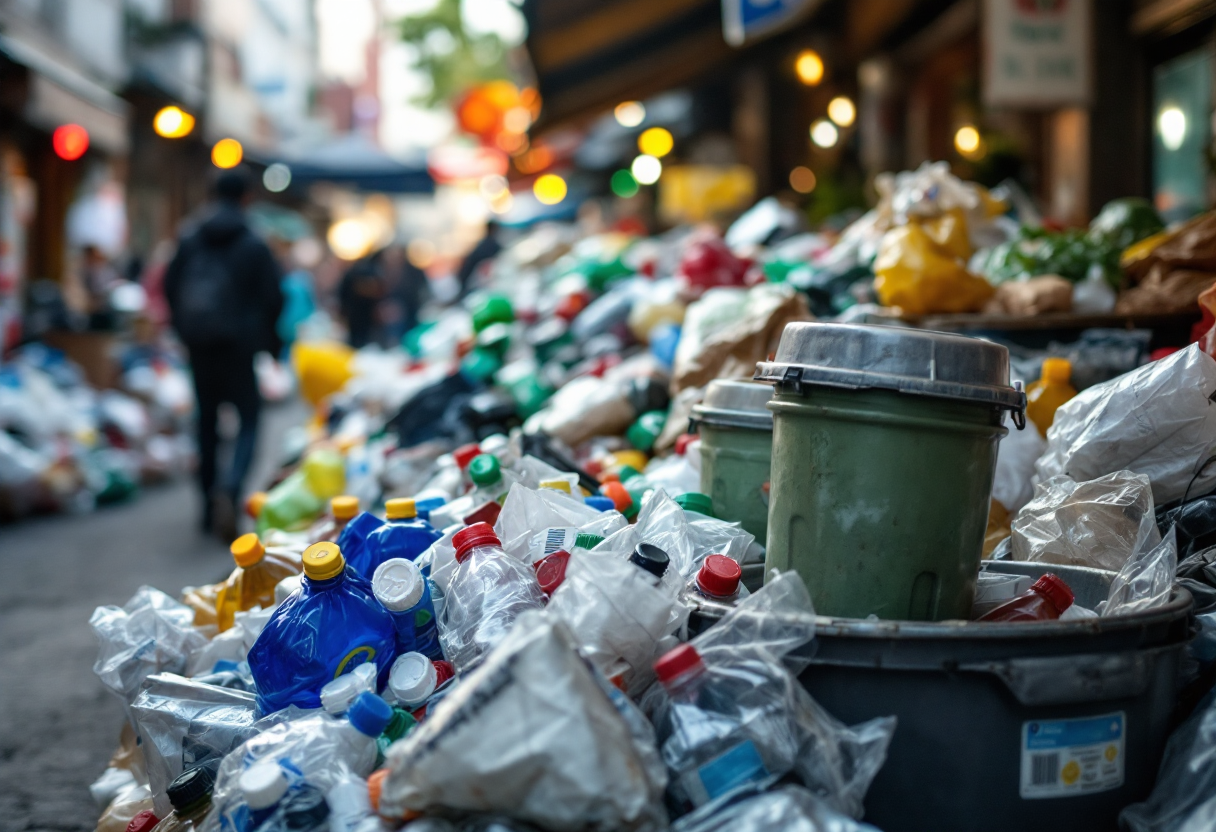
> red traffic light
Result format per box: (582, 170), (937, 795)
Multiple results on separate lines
(52, 124), (89, 160)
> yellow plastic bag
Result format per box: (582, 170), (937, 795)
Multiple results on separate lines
(873, 220), (994, 315)
(292, 341), (354, 408)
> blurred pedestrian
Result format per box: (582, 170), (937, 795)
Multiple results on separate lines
(338, 251), (386, 348)
(80, 244), (122, 329)
(379, 243), (430, 345)
(164, 167), (284, 539)
(456, 220), (502, 298)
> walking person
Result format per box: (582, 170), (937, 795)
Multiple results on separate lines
(164, 168), (284, 539)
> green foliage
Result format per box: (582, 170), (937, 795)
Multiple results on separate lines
(397, 0), (511, 107)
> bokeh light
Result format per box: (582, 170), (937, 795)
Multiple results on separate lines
(52, 124), (89, 160)
(638, 127), (674, 158)
(153, 106), (195, 138)
(795, 50), (824, 86)
(789, 166), (817, 194)
(212, 138), (244, 168)
(611, 169), (640, 198)
(327, 218), (373, 260)
(631, 154), (662, 185)
(614, 101), (646, 128)
(533, 173), (568, 205)
(827, 96), (856, 127)
(810, 119), (838, 148)
(954, 125), (981, 155)
(263, 163), (292, 192)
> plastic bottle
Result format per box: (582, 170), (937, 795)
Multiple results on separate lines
(375, 706), (417, 764)
(978, 573), (1075, 622)
(214, 534), (300, 632)
(334, 511), (385, 575)
(268, 785), (330, 831)
(238, 761), (289, 830)
(584, 496), (616, 512)
(319, 662), (378, 715)
(683, 555), (748, 614)
(626, 411), (667, 454)
(414, 494), (447, 524)
(674, 492), (715, 520)
(630, 543), (670, 584)
(248, 542), (398, 713)
(387, 652), (455, 719)
(334, 693), (395, 774)
(258, 449), (348, 533)
(308, 496), (360, 544)
(371, 558), (443, 660)
(126, 810), (159, 832)
(1025, 358), (1078, 437)
(354, 498), (442, 579)
(150, 767), (214, 832)
(440, 523), (546, 672)
(427, 454), (513, 530)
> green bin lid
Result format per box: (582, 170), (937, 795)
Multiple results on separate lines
(691, 380), (773, 430)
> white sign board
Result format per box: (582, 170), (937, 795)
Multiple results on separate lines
(984, 0), (1091, 107)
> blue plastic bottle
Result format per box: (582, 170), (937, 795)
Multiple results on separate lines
(371, 558), (444, 661)
(335, 511), (384, 573)
(353, 498), (442, 579)
(248, 542), (398, 714)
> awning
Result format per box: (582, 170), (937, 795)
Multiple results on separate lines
(273, 134), (434, 194)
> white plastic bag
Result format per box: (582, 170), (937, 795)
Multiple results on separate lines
(992, 414), (1046, 514)
(1011, 471), (1161, 572)
(671, 785), (882, 832)
(1100, 527), (1178, 618)
(1036, 345), (1216, 504)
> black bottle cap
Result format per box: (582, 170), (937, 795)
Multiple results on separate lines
(166, 766), (214, 812)
(629, 543), (670, 579)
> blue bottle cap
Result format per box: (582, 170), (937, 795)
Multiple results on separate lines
(347, 692), (393, 737)
(212, 659), (240, 674)
(584, 496), (615, 512)
(415, 495), (446, 516)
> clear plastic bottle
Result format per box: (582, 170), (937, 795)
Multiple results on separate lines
(354, 498), (442, 579)
(332, 693), (395, 775)
(238, 761), (290, 830)
(682, 554), (748, 615)
(978, 573), (1074, 622)
(371, 558), (443, 660)
(214, 534), (300, 632)
(387, 652), (455, 719)
(1025, 357), (1078, 437)
(150, 767), (214, 832)
(439, 523), (545, 673)
(629, 542), (670, 584)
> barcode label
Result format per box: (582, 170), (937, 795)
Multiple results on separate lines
(1020, 713), (1124, 799)
(543, 528), (566, 555)
(527, 527), (575, 564)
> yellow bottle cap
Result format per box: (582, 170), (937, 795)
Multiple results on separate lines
(245, 492), (268, 519)
(1041, 357), (1072, 384)
(302, 541), (345, 581)
(385, 498), (417, 520)
(331, 495), (359, 521)
(539, 479), (572, 494)
(611, 449), (649, 473)
(230, 533), (266, 568)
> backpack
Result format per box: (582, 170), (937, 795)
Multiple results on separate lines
(172, 240), (246, 347)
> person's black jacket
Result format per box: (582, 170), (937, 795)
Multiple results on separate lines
(164, 202), (284, 355)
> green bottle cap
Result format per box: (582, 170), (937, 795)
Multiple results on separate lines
(674, 491), (715, 518)
(461, 348), (501, 383)
(574, 533), (605, 550)
(381, 707), (417, 743)
(468, 453), (502, 486)
(616, 465), (643, 484)
(472, 295), (514, 333)
(626, 410), (667, 453)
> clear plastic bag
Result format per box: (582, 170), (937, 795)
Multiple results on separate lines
(1100, 527), (1178, 618)
(1011, 471), (1161, 572)
(670, 784), (882, 832)
(494, 483), (627, 563)
(642, 573), (895, 818)
(1036, 344), (1216, 504)
(90, 587), (209, 721)
(381, 611), (668, 832)
(992, 413), (1046, 514)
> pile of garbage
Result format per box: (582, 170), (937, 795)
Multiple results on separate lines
(0, 341), (193, 520)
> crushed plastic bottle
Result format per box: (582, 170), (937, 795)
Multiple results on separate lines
(334, 511), (385, 577)
(1025, 357), (1078, 437)
(215, 534), (300, 633)
(353, 498), (443, 579)
(978, 573), (1074, 622)
(372, 558), (443, 660)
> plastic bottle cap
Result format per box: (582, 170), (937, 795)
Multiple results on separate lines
(654, 643), (704, 685)
(320, 664), (374, 715)
(616, 465), (643, 484)
(468, 454), (502, 486)
(535, 550), (570, 595)
(1032, 573), (1075, 613)
(230, 533), (266, 568)
(584, 496), (615, 512)
(239, 761), (289, 810)
(126, 810), (159, 832)
(415, 495), (446, 516)
(372, 558), (425, 612)
(166, 767), (214, 812)
(696, 555), (742, 597)
(611, 449), (649, 472)
(453, 522), (500, 563)
(1041, 357), (1072, 384)
(282, 787), (329, 829)
(331, 495), (359, 521)
(600, 481), (633, 514)
(453, 444), (481, 469)
(674, 434), (696, 456)
(302, 541), (345, 581)
(245, 492), (267, 519)
(388, 652), (438, 706)
(385, 498), (417, 520)
(626, 410), (667, 452)
(574, 533), (604, 550)
(434, 660), (455, 687)
(347, 692), (393, 737)
(539, 479), (572, 493)
(674, 492), (715, 518)
(275, 574), (303, 605)
(630, 543), (670, 579)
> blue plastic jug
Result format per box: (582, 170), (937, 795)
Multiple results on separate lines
(353, 498), (441, 579)
(249, 542), (398, 714)
(371, 558), (444, 661)
(335, 511), (385, 572)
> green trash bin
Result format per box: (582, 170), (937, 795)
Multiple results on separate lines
(691, 380), (773, 542)
(754, 323), (1026, 621)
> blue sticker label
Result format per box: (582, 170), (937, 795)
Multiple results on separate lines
(1021, 712), (1125, 799)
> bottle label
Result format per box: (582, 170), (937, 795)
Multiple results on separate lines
(1020, 712), (1124, 799)
(680, 740), (770, 806)
(527, 527), (576, 564)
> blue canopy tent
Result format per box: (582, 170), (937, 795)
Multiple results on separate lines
(273, 134), (434, 194)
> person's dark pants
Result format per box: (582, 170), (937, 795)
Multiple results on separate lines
(189, 346), (261, 509)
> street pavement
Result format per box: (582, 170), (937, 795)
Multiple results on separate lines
(0, 402), (300, 832)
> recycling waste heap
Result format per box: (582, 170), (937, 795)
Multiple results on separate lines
(90, 165), (1216, 832)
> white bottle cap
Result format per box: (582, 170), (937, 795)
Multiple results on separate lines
(388, 652), (437, 706)
(372, 558), (425, 612)
(275, 574), (303, 606)
(239, 761), (288, 810)
(320, 662), (377, 715)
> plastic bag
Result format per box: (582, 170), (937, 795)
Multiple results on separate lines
(1036, 345), (1216, 504)
(1119, 688), (1216, 832)
(992, 414), (1047, 514)
(642, 572), (895, 818)
(90, 586), (209, 721)
(381, 611), (668, 832)
(1100, 527), (1178, 618)
(872, 219), (994, 315)
(494, 483), (627, 563)
(1011, 471), (1161, 571)
(670, 785), (882, 832)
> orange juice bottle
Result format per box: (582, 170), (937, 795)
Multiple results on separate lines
(215, 533), (301, 632)
(1025, 357), (1077, 437)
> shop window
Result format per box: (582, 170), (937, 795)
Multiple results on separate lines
(1153, 49), (1212, 223)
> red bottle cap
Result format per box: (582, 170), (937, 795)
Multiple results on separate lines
(600, 481), (633, 513)
(674, 433), (696, 456)
(433, 660), (455, 687)
(1032, 573), (1074, 614)
(462, 500), (502, 528)
(127, 811), (160, 832)
(453, 522), (500, 563)
(696, 555), (742, 598)
(535, 550), (571, 595)
(453, 443), (481, 470)
(654, 643), (704, 685)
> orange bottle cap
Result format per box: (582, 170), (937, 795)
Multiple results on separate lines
(230, 533), (266, 568)
(331, 495), (359, 521)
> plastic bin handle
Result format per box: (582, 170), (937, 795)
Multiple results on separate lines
(959, 647), (1172, 707)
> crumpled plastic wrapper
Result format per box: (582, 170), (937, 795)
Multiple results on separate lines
(493, 483), (627, 563)
(1011, 471), (1161, 572)
(670, 785), (882, 832)
(381, 612), (668, 832)
(1100, 527), (1178, 618)
(1036, 345), (1216, 504)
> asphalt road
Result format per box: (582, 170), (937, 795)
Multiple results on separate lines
(0, 402), (300, 832)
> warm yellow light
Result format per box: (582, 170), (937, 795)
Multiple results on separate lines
(503, 106), (532, 134)
(614, 101), (646, 128)
(789, 166), (817, 194)
(211, 138), (243, 169)
(489, 190), (514, 215)
(638, 127), (674, 158)
(795, 50), (824, 86)
(407, 239), (436, 269)
(631, 154), (662, 185)
(479, 174), (508, 200)
(154, 106), (195, 139)
(810, 119), (838, 148)
(954, 125), (981, 155)
(827, 96), (855, 127)
(327, 218), (373, 260)
(533, 173), (567, 205)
